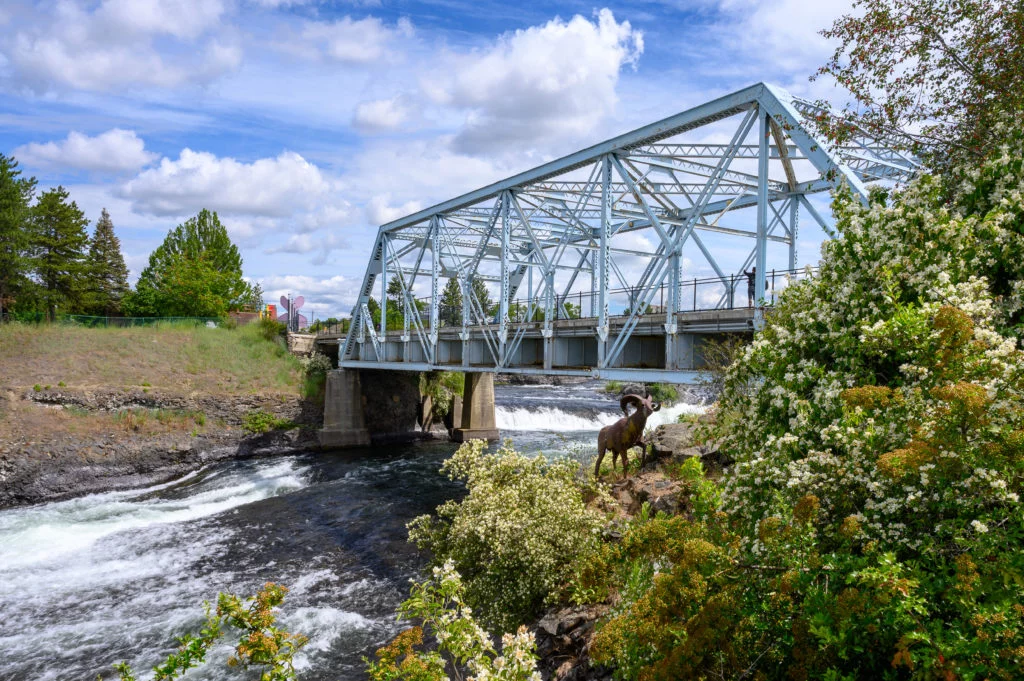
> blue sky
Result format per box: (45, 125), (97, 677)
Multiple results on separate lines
(0, 0), (854, 319)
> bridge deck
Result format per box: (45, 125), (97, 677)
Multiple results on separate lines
(323, 307), (754, 383)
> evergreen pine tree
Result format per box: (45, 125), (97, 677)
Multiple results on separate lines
(28, 186), (89, 320)
(0, 154), (37, 319)
(471, 277), (495, 318)
(438, 276), (495, 326)
(85, 208), (129, 315)
(440, 277), (462, 326)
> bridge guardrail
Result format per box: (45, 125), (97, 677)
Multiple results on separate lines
(316, 266), (818, 338)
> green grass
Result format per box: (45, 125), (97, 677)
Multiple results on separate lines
(604, 380), (624, 394)
(0, 322), (303, 396)
(647, 383), (679, 404)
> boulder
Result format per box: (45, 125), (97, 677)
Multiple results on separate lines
(534, 605), (611, 681)
(619, 383), (646, 398)
(648, 422), (699, 459)
(615, 474), (684, 516)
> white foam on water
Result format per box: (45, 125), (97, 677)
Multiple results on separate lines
(496, 400), (706, 432)
(647, 401), (707, 428)
(0, 459), (308, 569)
(0, 458), (319, 681)
(287, 606), (375, 659)
(496, 405), (610, 431)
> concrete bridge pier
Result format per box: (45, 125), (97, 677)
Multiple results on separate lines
(318, 369), (371, 448)
(451, 372), (500, 443)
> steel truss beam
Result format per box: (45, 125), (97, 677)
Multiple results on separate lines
(339, 83), (919, 379)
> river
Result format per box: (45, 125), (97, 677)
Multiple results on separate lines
(0, 381), (703, 681)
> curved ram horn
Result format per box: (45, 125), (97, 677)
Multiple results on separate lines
(620, 394), (644, 415)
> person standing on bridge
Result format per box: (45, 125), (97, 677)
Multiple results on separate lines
(745, 267), (758, 307)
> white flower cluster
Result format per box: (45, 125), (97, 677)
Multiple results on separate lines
(409, 440), (604, 631)
(396, 559), (541, 681)
(714, 154), (1024, 557)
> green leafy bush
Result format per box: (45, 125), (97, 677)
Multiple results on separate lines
(419, 371), (463, 418)
(242, 409), (295, 434)
(365, 561), (539, 681)
(115, 582), (306, 681)
(258, 316), (286, 342)
(299, 352), (332, 405)
(408, 440), (605, 632)
(300, 351), (332, 377)
(604, 380), (624, 394)
(645, 382), (678, 404)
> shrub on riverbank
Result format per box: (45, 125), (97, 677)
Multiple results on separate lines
(584, 140), (1024, 679)
(242, 409), (296, 434)
(115, 583), (306, 681)
(407, 440), (605, 632)
(366, 561), (540, 681)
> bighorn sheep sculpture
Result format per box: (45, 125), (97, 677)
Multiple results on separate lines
(595, 394), (661, 478)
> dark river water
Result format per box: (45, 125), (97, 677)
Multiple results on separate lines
(0, 382), (702, 681)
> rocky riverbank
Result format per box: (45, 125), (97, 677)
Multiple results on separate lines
(530, 414), (725, 680)
(0, 386), (321, 508)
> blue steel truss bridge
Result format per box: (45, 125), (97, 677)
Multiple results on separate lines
(328, 82), (918, 383)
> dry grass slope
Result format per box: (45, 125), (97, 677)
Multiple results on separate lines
(0, 322), (303, 396)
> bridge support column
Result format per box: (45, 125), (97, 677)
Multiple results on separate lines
(452, 372), (499, 442)
(318, 369), (370, 448)
(543, 329), (553, 371)
(664, 328), (678, 370)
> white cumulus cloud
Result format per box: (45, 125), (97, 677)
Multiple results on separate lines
(425, 8), (643, 154)
(3, 0), (238, 91)
(119, 149), (333, 217)
(300, 16), (413, 64)
(262, 273), (362, 316)
(97, 0), (228, 40)
(367, 195), (422, 225)
(352, 96), (409, 131)
(14, 129), (158, 173)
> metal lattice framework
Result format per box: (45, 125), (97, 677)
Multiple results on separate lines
(337, 82), (918, 381)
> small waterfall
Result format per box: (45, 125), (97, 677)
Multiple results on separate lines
(495, 399), (706, 432)
(496, 405), (611, 431)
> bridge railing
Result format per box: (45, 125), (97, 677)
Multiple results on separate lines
(316, 267), (817, 337)
(499, 266), (818, 324)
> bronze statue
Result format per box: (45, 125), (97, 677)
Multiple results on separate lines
(594, 394), (661, 478)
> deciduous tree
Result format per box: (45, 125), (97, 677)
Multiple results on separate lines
(814, 0), (1024, 170)
(129, 209), (251, 317)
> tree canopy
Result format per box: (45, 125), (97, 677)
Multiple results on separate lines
(28, 186), (90, 320)
(127, 209), (251, 317)
(85, 208), (130, 315)
(0, 154), (36, 318)
(815, 0), (1024, 170)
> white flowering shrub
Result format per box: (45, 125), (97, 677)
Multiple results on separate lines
(408, 440), (604, 632)
(365, 561), (540, 681)
(300, 351), (332, 377)
(589, 139), (1024, 680)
